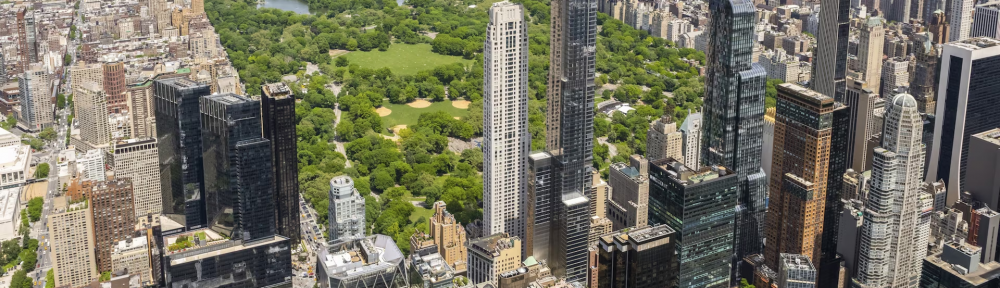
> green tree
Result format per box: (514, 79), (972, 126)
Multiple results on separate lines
(34, 163), (50, 179)
(27, 198), (43, 222)
(46, 269), (54, 288)
(63, 53), (72, 66)
(38, 128), (56, 141)
(1, 239), (19, 265)
(56, 94), (66, 110)
(739, 278), (756, 288)
(1, 115), (14, 130)
(19, 249), (36, 272)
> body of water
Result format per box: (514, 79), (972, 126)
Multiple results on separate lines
(260, 0), (312, 14)
(260, 0), (406, 14)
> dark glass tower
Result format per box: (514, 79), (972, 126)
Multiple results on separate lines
(200, 94), (276, 241)
(700, 0), (767, 280)
(648, 158), (738, 288)
(260, 83), (300, 244)
(545, 0), (597, 280)
(154, 78), (209, 229)
(812, 0), (850, 102)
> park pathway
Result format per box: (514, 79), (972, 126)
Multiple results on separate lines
(333, 105), (351, 168)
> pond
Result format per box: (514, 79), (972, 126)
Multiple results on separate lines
(260, 0), (311, 14)
(260, 0), (406, 14)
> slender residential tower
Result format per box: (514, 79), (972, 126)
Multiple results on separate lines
(700, 0), (767, 279)
(545, 0), (597, 279)
(856, 17), (884, 88)
(852, 94), (928, 287)
(154, 78), (209, 229)
(483, 1), (531, 258)
(813, 0), (851, 102)
(260, 83), (300, 245)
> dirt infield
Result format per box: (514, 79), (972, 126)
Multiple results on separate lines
(407, 99), (432, 108)
(452, 100), (471, 109)
(376, 107), (392, 116)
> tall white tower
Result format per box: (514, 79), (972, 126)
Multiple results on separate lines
(949, 0), (973, 41)
(853, 93), (927, 288)
(482, 1), (529, 251)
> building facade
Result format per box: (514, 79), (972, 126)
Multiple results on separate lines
(928, 38), (1000, 205)
(967, 129), (1000, 212)
(853, 94), (928, 287)
(647, 158), (737, 288)
(972, 3), (1000, 38)
(112, 138), (162, 219)
(607, 155), (650, 230)
(647, 115), (683, 162)
(200, 93), (275, 241)
(90, 178), (138, 272)
(260, 83), (300, 245)
(328, 176), (366, 242)
(154, 78), (209, 230)
(596, 225), (678, 288)
(483, 2), (530, 254)
(75, 81), (111, 147)
(49, 197), (99, 288)
(765, 83), (842, 269)
(467, 233), (522, 286)
(701, 0), (768, 274)
(17, 65), (53, 132)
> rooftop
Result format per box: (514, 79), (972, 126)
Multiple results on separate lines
(780, 253), (816, 271)
(0, 188), (20, 224)
(320, 234), (405, 279)
(650, 157), (732, 186)
(469, 233), (519, 257)
(949, 37), (1000, 50)
(168, 235), (289, 265)
(627, 224), (675, 243)
(973, 128), (1000, 145)
(927, 252), (1000, 284)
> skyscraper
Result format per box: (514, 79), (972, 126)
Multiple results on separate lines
(886, 0), (912, 23)
(778, 254), (818, 288)
(844, 78), (879, 173)
(596, 225), (678, 287)
(111, 138), (162, 218)
(972, 3), (1000, 38)
(15, 8), (29, 74)
(49, 196), (99, 288)
(200, 93), (275, 241)
(17, 64), (53, 132)
(928, 11), (950, 44)
(949, 0), (973, 41)
(155, 78), (209, 229)
(856, 17), (884, 87)
(88, 178), (137, 272)
(328, 175), (365, 242)
(647, 158), (738, 287)
(545, 0), (597, 278)
(260, 83), (300, 244)
(813, 0), (851, 102)
(764, 83), (842, 269)
(881, 57), (910, 96)
(483, 2), (530, 255)
(966, 129), (1000, 212)
(853, 93), (928, 287)
(679, 113), (702, 167)
(647, 115), (683, 162)
(75, 82), (111, 146)
(104, 62), (128, 113)
(701, 0), (767, 276)
(911, 33), (941, 114)
(927, 38), (1000, 207)
(607, 155), (650, 230)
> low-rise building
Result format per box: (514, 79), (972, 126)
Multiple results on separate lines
(0, 144), (30, 189)
(0, 187), (21, 241)
(317, 234), (409, 288)
(467, 233), (522, 286)
(411, 253), (457, 288)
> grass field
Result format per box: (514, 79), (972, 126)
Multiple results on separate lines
(407, 196), (434, 223)
(340, 44), (474, 75)
(381, 100), (470, 128)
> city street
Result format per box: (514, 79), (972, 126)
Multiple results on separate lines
(292, 195), (325, 288)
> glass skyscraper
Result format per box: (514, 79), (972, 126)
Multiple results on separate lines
(154, 78), (209, 229)
(200, 93), (276, 241)
(648, 158), (738, 288)
(700, 0), (767, 279)
(544, 0), (597, 280)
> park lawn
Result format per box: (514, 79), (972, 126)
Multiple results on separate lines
(409, 197), (434, 223)
(381, 100), (470, 128)
(341, 44), (474, 75)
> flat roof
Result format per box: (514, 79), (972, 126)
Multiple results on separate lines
(169, 235), (288, 265)
(926, 253), (1000, 285)
(0, 187), (20, 223)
